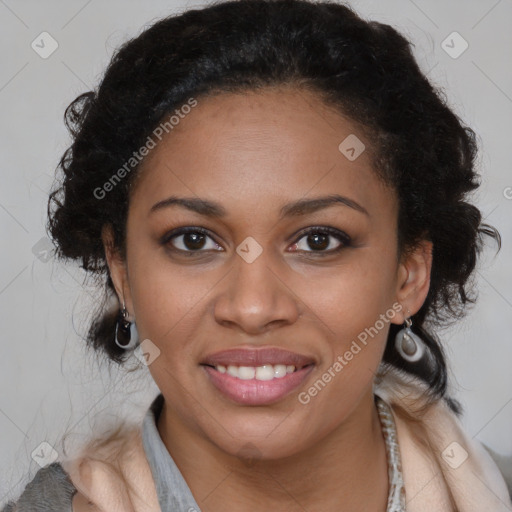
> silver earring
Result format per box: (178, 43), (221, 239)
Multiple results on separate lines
(395, 317), (425, 363)
(115, 302), (139, 350)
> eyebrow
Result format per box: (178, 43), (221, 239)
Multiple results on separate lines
(149, 194), (369, 218)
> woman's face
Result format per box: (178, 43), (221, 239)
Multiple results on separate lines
(104, 86), (431, 459)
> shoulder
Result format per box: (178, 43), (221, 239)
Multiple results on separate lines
(375, 367), (512, 510)
(483, 444), (512, 500)
(1, 462), (76, 512)
(1, 422), (148, 512)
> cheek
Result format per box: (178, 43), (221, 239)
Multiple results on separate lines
(292, 252), (397, 340)
(127, 249), (209, 354)
(290, 251), (397, 409)
(295, 275), (394, 438)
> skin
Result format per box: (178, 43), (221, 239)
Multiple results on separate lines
(97, 86), (432, 512)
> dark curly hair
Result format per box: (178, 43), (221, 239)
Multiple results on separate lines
(46, 0), (500, 413)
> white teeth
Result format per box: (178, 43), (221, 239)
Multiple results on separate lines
(214, 364), (298, 380)
(256, 365), (274, 380)
(238, 366), (256, 380)
(227, 365), (238, 377)
(274, 365), (287, 378)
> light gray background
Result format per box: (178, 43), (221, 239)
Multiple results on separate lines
(1, 0), (511, 502)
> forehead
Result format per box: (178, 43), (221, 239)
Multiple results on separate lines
(130, 87), (396, 222)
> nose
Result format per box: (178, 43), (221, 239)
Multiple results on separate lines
(213, 248), (301, 336)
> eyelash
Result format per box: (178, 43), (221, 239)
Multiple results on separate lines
(160, 225), (352, 257)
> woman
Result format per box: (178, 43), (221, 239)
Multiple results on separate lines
(2, 0), (511, 510)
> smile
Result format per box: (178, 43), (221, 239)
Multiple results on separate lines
(200, 347), (315, 405)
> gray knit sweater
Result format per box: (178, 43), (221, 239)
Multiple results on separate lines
(1, 462), (75, 512)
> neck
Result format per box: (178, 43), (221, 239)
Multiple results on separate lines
(157, 388), (389, 512)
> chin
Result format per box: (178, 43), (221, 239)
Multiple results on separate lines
(200, 412), (308, 461)
(222, 435), (305, 463)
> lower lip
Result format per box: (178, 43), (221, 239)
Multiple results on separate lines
(202, 365), (314, 406)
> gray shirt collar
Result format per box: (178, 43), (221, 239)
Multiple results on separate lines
(141, 393), (202, 512)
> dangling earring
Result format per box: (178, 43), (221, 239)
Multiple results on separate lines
(395, 316), (425, 363)
(115, 301), (139, 350)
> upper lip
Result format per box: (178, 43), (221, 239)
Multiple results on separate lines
(201, 347), (315, 368)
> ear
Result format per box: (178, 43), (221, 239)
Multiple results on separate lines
(392, 239), (433, 324)
(101, 224), (134, 316)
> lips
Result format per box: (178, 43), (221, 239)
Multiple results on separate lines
(200, 347), (315, 406)
(201, 347), (315, 368)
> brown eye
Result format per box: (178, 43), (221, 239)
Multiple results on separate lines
(162, 227), (222, 254)
(290, 227), (351, 254)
